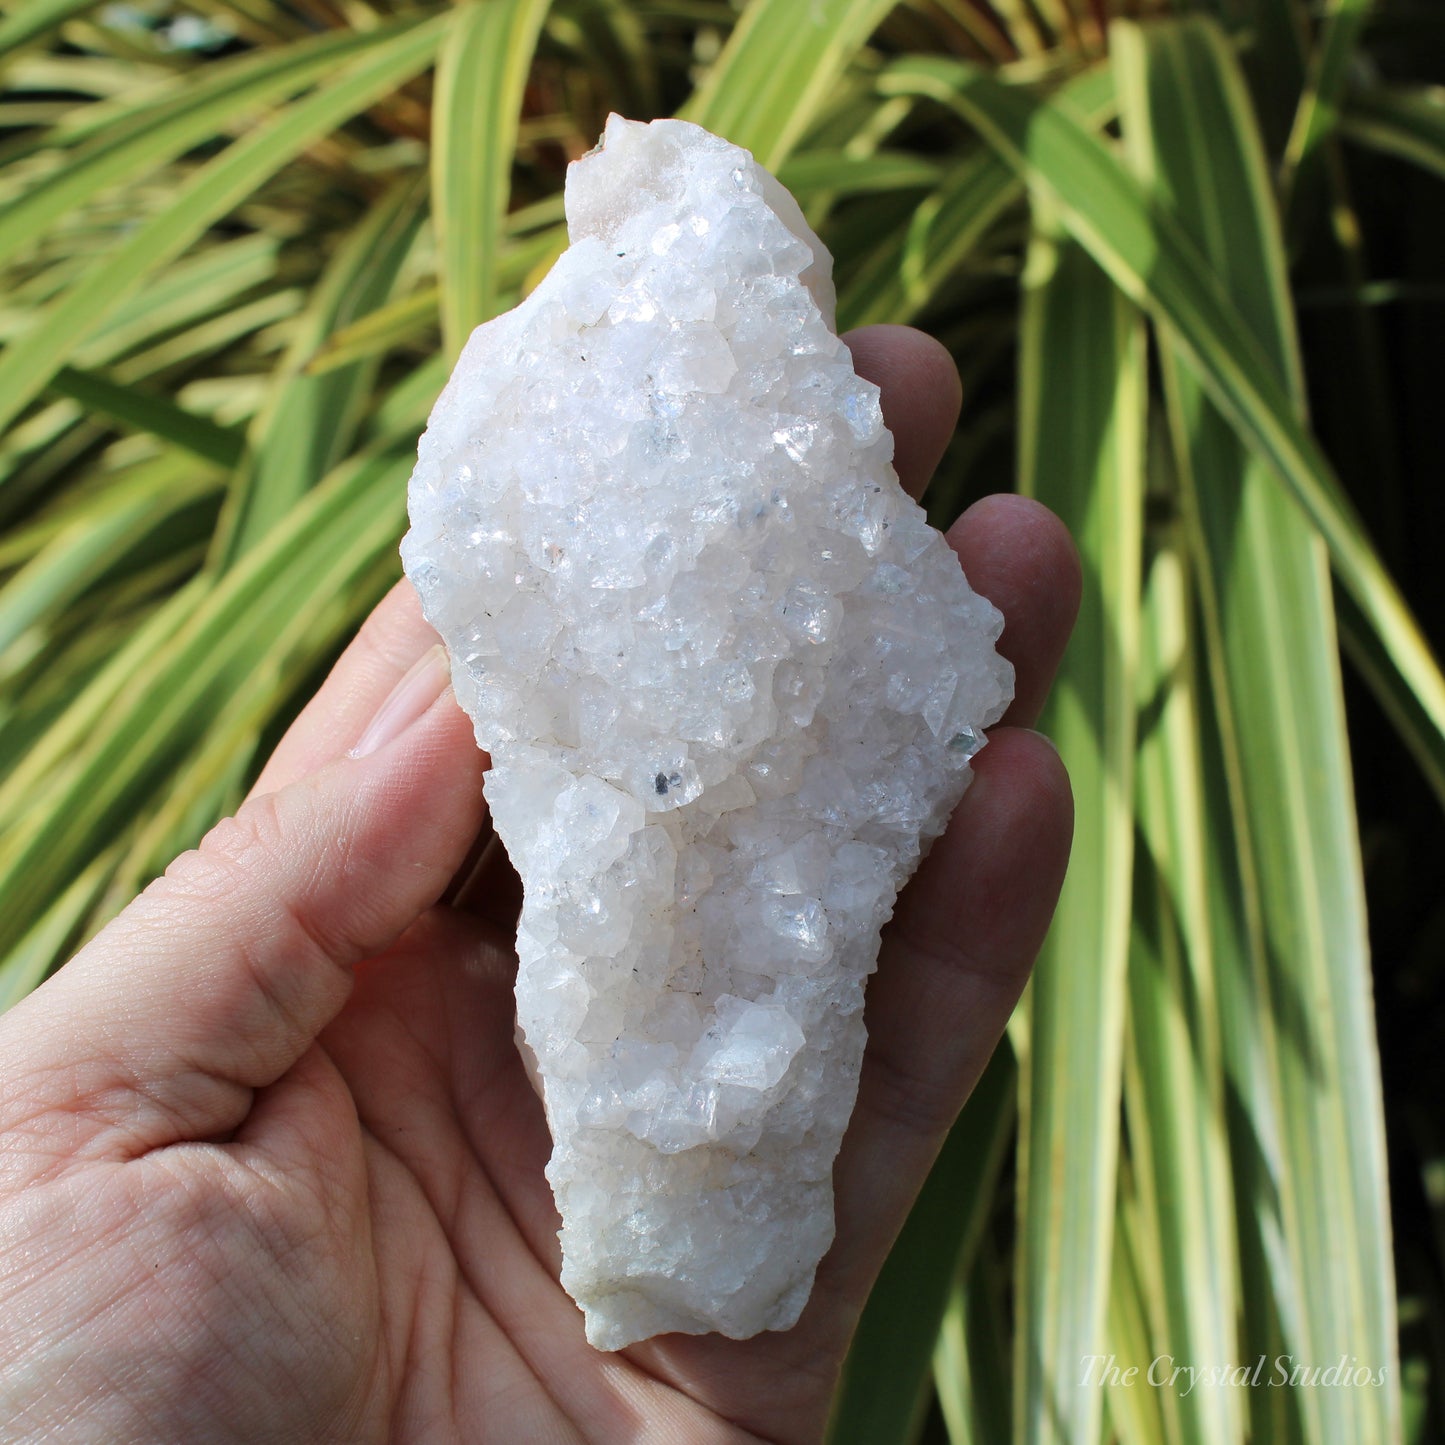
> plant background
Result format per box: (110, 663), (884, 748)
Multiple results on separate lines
(0, 0), (1441, 1440)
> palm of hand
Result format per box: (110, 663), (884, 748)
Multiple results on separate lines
(11, 911), (826, 1443)
(0, 329), (1076, 1445)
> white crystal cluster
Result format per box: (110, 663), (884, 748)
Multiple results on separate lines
(402, 115), (1013, 1350)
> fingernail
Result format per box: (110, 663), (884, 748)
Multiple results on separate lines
(350, 645), (451, 759)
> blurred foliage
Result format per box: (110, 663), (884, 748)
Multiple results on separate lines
(0, 0), (1442, 1440)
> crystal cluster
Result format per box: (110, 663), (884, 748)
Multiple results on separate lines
(402, 115), (1013, 1350)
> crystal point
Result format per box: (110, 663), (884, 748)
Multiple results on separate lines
(402, 115), (1014, 1350)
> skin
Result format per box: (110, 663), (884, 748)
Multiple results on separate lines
(0, 326), (1080, 1444)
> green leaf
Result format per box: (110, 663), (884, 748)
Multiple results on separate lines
(305, 288), (439, 376)
(683, 0), (897, 169)
(0, 15), (433, 277)
(1115, 18), (1399, 1442)
(0, 452), (216, 665)
(844, 62), (1115, 330)
(1122, 527), (1241, 1445)
(432, 0), (552, 358)
(0, 0), (105, 64)
(837, 143), (1018, 330)
(775, 149), (941, 198)
(304, 215), (567, 376)
(547, 0), (657, 120)
(212, 171), (426, 564)
(882, 52), (1445, 809)
(365, 352), (451, 443)
(1281, 0), (1374, 209)
(1336, 588), (1445, 802)
(829, 1048), (1016, 1445)
(1341, 84), (1445, 182)
(0, 13), (447, 442)
(107, 547), (398, 897)
(0, 847), (118, 1011)
(110, 289), (303, 387)
(1099, 1171), (1171, 1445)
(76, 234), (283, 366)
(46, 366), (244, 468)
(934, 1246), (1011, 1445)
(0, 548), (204, 774)
(1014, 224), (1147, 1445)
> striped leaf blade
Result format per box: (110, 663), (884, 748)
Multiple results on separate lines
(1280, 0), (1374, 214)
(0, 15), (432, 276)
(682, 0), (897, 169)
(0, 13), (447, 440)
(1102, 1170), (1170, 1445)
(433, 0), (551, 358)
(847, 63), (1115, 330)
(775, 149), (942, 199)
(1122, 524), (1240, 1445)
(1014, 224), (1146, 1445)
(1115, 17), (1399, 1443)
(213, 171), (426, 565)
(1341, 84), (1445, 183)
(75, 234), (284, 365)
(0, 848), (118, 1011)
(0, 0), (105, 63)
(829, 1048), (1016, 1445)
(45, 366), (243, 468)
(934, 1247), (1012, 1445)
(0, 451), (217, 665)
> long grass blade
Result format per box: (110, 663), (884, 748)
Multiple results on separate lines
(1336, 590), (1445, 803)
(775, 149), (941, 198)
(1280, 0), (1374, 210)
(1115, 18), (1399, 1441)
(0, 453), (216, 662)
(934, 1247), (1012, 1445)
(76, 234), (283, 367)
(0, 0), (105, 63)
(1013, 224), (1146, 1445)
(843, 64), (1115, 330)
(0, 15), (431, 276)
(0, 14), (446, 441)
(213, 171), (426, 563)
(305, 289), (439, 376)
(46, 366), (243, 468)
(1341, 84), (1445, 182)
(683, 0), (896, 168)
(829, 1048), (1016, 1445)
(0, 847), (118, 1011)
(1101, 1169), (1169, 1445)
(547, 0), (656, 120)
(433, 0), (551, 357)
(1121, 525), (1240, 1445)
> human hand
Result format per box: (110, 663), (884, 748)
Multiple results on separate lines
(0, 326), (1078, 1444)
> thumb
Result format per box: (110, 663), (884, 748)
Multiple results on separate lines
(0, 645), (487, 1156)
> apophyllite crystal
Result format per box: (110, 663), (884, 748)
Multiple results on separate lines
(401, 115), (1014, 1350)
